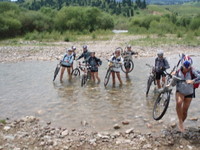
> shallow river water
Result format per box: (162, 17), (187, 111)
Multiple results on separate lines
(0, 55), (200, 133)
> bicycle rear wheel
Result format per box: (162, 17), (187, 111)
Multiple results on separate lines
(71, 68), (80, 76)
(53, 65), (60, 81)
(104, 68), (111, 87)
(146, 75), (154, 96)
(153, 90), (171, 120)
(121, 60), (134, 73)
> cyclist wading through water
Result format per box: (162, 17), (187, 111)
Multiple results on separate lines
(87, 52), (102, 84)
(109, 48), (124, 86)
(60, 48), (74, 82)
(76, 45), (91, 62)
(170, 56), (200, 132)
(155, 50), (170, 89)
(123, 45), (138, 78)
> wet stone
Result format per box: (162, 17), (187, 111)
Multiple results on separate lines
(3, 126), (11, 131)
(113, 124), (120, 129)
(125, 128), (134, 134)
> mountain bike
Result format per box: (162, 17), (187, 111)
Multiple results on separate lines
(153, 54), (185, 120)
(146, 64), (156, 96)
(104, 59), (122, 87)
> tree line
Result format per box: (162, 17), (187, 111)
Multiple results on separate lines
(0, 2), (114, 39)
(15, 0), (146, 17)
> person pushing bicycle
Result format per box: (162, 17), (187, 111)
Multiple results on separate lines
(155, 50), (170, 89)
(109, 48), (124, 86)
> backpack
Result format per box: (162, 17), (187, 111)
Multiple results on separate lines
(190, 69), (200, 89)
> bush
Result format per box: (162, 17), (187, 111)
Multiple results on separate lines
(190, 16), (200, 30)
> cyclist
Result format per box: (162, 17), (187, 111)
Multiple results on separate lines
(60, 48), (74, 82)
(155, 50), (170, 89)
(170, 56), (200, 132)
(71, 46), (76, 70)
(76, 45), (91, 62)
(109, 48), (124, 86)
(87, 52), (102, 83)
(122, 45), (138, 77)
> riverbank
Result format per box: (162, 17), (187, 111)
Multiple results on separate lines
(0, 116), (200, 150)
(0, 34), (200, 63)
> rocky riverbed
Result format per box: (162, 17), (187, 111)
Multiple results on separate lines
(0, 35), (200, 63)
(0, 116), (200, 150)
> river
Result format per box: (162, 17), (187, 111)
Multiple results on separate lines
(0, 55), (199, 134)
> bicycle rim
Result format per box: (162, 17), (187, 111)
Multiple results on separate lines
(72, 68), (80, 76)
(146, 76), (153, 96)
(121, 60), (134, 73)
(153, 91), (170, 120)
(104, 69), (111, 87)
(53, 66), (60, 81)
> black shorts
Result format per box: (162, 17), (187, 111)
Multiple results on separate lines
(155, 71), (166, 80)
(61, 64), (71, 68)
(176, 90), (195, 98)
(124, 61), (131, 69)
(91, 69), (98, 73)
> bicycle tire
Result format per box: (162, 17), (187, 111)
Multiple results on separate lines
(146, 75), (154, 96)
(81, 74), (87, 87)
(53, 65), (60, 81)
(121, 59), (134, 73)
(153, 90), (171, 120)
(71, 68), (80, 76)
(104, 68), (112, 87)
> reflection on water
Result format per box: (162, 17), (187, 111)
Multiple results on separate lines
(0, 56), (199, 133)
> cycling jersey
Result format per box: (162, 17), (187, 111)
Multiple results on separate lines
(77, 50), (91, 61)
(109, 55), (124, 72)
(61, 54), (74, 67)
(155, 57), (170, 73)
(87, 56), (102, 72)
(174, 67), (200, 96)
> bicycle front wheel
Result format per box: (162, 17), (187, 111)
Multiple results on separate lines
(71, 68), (80, 76)
(104, 68), (111, 87)
(153, 90), (171, 120)
(81, 74), (88, 87)
(121, 60), (134, 73)
(53, 65), (60, 81)
(146, 75), (154, 96)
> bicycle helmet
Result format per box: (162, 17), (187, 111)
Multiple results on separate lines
(72, 46), (76, 50)
(67, 48), (72, 52)
(182, 55), (193, 69)
(157, 50), (164, 57)
(127, 45), (131, 48)
(83, 45), (87, 49)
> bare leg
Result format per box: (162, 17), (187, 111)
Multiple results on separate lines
(116, 72), (123, 85)
(161, 76), (166, 87)
(182, 98), (192, 122)
(95, 72), (100, 83)
(126, 68), (130, 78)
(60, 67), (65, 82)
(112, 72), (116, 85)
(67, 67), (72, 80)
(156, 80), (161, 89)
(176, 92), (185, 132)
(91, 72), (95, 82)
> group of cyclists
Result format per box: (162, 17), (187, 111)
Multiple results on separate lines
(59, 45), (137, 85)
(58, 45), (200, 133)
